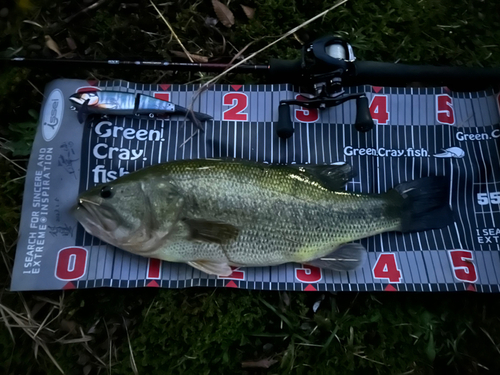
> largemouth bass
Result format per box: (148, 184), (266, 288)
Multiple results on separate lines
(72, 159), (453, 276)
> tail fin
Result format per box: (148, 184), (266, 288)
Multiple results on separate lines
(389, 176), (454, 233)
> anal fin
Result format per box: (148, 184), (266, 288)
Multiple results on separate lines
(305, 243), (367, 272)
(188, 261), (233, 276)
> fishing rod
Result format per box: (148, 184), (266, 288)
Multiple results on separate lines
(7, 56), (270, 74)
(4, 35), (500, 138)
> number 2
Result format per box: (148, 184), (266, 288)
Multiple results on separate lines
(218, 267), (245, 280)
(223, 93), (248, 121)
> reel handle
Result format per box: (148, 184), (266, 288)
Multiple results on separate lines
(354, 96), (374, 132)
(276, 103), (294, 139)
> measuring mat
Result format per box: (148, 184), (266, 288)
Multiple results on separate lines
(10, 79), (500, 292)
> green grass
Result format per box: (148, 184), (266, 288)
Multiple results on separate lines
(1, 0), (500, 374)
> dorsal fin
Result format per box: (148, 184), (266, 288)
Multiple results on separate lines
(288, 163), (355, 191)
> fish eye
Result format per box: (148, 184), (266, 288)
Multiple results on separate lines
(100, 186), (113, 199)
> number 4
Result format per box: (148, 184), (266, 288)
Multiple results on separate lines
(372, 253), (402, 283)
(369, 95), (389, 125)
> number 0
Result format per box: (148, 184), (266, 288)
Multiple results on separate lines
(55, 247), (87, 281)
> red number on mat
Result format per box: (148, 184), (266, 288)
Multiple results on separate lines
(223, 93), (248, 121)
(55, 247), (87, 281)
(369, 95), (389, 124)
(153, 92), (170, 102)
(436, 94), (455, 125)
(147, 258), (162, 279)
(448, 250), (478, 282)
(218, 267), (245, 280)
(294, 94), (319, 122)
(372, 253), (402, 282)
(295, 264), (322, 283)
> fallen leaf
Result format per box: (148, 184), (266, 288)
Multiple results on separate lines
(241, 5), (255, 20)
(66, 37), (77, 51)
(212, 0), (234, 28)
(170, 50), (209, 63)
(30, 301), (46, 317)
(241, 358), (278, 369)
(83, 364), (92, 375)
(44, 35), (62, 57)
(60, 319), (77, 334)
(205, 16), (218, 27)
(281, 291), (290, 307)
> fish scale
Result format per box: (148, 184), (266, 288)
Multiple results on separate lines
(140, 160), (399, 262)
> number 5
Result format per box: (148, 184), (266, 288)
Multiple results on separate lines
(477, 193), (488, 205)
(448, 250), (477, 283)
(490, 192), (500, 204)
(477, 192), (500, 205)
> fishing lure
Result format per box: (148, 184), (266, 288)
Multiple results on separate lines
(69, 90), (212, 127)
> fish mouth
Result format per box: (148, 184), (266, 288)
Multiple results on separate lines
(72, 199), (101, 230)
(73, 197), (119, 234)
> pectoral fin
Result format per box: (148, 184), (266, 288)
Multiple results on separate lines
(188, 260), (233, 276)
(305, 243), (367, 271)
(183, 218), (239, 245)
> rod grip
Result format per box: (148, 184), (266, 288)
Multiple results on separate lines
(353, 60), (500, 89)
(268, 58), (302, 83)
(355, 96), (374, 132)
(276, 103), (294, 139)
